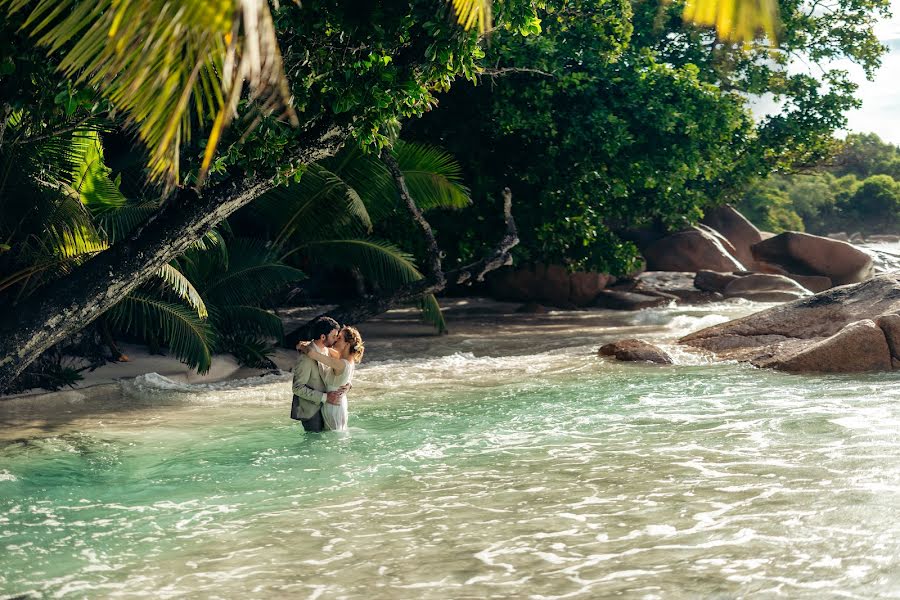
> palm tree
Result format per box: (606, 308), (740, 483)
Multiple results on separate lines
(1, 0), (780, 189)
(1, 0), (296, 189)
(0, 124), (300, 374)
(237, 140), (472, 334)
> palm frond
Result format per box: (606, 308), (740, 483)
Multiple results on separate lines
(4, 0), (296, 188)
(254, 164), (372, 249)
(94, 201), (159, 244)
(420, 293), (447, 334)
(295, 238), (423, 290)
(393, 141), (471, 211)
(217, 335), (277, 369)
(450, 0), (492, 33)
(50, 226), (108, 259)
(202, 238), (305, 306)
(105, 292), (215, 372)
(319, 141), (470, 222)
(69, 129), (160, 243)
(154, 263), (208, 318)
(680, 0), (780, 43)
(187, 228), (229, 268)
(212, 304), (284, 340)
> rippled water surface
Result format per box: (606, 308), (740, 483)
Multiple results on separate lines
(3, 302), (900, 598)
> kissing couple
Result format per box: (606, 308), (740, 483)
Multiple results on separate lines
(290, 316), (365, 432)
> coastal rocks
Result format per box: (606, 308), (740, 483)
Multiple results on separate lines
(487, 264), (611, 308)
(750, 232), (874, 285)
(722, 273), (812, 301)
(868, 234), (900, 243)
(752, 319), (892, 373)
(694, 271), (813, 302)
(694, 270), (740, 293)
(679, 274), (900, 373)
(786, 274), (833, 294)
(700, 204), (764, 269)
(643, 226), (746, 273)
(631, 271), (723, 304)
(599, 339), (673, 364)
(516, 302), (548, 314)
(593, 290), (671, 311)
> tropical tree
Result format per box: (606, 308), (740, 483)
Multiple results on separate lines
(0, 0), (522, 390)
(235, 140), (472, 335)
(0, 0), (809, 391)
(408, 0), (757, 274)
(0, 124), (302, 384)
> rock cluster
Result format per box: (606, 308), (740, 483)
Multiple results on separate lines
(598, 339), (673, 364)
(679, 274), (900, 373)
(486, 204), (877, 312)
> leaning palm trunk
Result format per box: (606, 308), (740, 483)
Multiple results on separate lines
(0, 124), (348, 393)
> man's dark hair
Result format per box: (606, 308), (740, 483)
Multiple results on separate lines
(310, 316), (340, 341)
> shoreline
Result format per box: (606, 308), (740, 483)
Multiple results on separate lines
(0, 298), (525, 404)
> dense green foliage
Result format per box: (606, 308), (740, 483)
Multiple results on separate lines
(409, 0), (888, 274)
(738, 133), (900, 235)
(0, 1), (543, 383)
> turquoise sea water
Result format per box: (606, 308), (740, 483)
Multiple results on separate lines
(3, 303), (900, 598)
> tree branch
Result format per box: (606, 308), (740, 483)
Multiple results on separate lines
(0, 119), (350, 392)
(379, 148), (444, 283)
(286, 187), (518, 344)
(478, 67), (556, 78)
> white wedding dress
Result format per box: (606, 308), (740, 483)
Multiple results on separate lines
(321, 359), (354, 431)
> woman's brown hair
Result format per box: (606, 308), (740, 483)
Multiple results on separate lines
(342, 326), (365, 363)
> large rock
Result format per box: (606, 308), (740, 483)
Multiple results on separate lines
(753, 320), (891, 373)
(643, 226), (746, 273)
(701, 204), (764, 269)
(695, 271), (820, 301)
(876, 314), (900, 360)
(679, 274), (900, 372)
(722, 273), (812, 300)
(750, 232), (874, 285)
(694, 270), (741, 293)
(488, 264), (611, 308)
(594, 290), (671, 311)
(570, 271), (612, 306)
(785, 274), (832, 294)
(599, 339), (673, 364)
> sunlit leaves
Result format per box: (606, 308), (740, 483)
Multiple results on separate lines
(2, 0), (296, 189)
(681, 0), (780, 43)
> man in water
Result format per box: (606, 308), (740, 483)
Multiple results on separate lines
(291, 316), (344, 432)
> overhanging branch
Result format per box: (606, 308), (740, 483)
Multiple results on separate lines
(286, 186), (518, 343)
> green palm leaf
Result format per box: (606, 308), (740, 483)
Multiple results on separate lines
(255, 164), (373, 249)
(212, 305), (284, 340)
(393, 141), (471, 211)
(69, 130), (160, 243)
(3, 0), (296, 188)
(420, 293), (447, 334)
(294, 238), (424, 290)
(203, 238), (305, 306)
(320, 141), (470, 221)
(105, 292), (215, 373)
(187, 228), (229, 269)
(154, 263), (208, 319)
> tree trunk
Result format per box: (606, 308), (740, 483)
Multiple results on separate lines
(0, 123), (349, 393)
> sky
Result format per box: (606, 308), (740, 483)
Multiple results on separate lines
(834, 0), (900, 144)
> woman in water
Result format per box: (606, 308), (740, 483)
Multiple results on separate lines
(298, 326), (364, 431)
